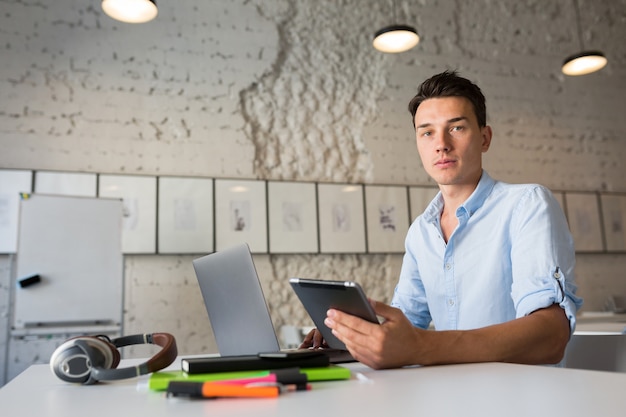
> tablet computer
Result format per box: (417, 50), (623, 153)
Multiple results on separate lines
(289, 278), (379, 351)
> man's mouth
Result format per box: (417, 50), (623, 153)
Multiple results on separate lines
(435, 158), (456, 168)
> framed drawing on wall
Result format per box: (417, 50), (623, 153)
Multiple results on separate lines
(318, 183), (366, 253)
(600, 193), (626, 252)
(34, 171), (97, 197)
(268, 181), (318, 253)
(215, 179), (267, 253)
(409, 186), (439, 222)
(564, 192), (604, 252)
(158, 176), (214, 254)
(99, 174), (157, 254)
(0, 169), (33, 253)
(364, 185), (410, 253)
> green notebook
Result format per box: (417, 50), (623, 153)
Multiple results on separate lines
(148, 365), (351, 391)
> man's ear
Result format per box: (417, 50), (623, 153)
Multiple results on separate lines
(481, 125), (493, 152)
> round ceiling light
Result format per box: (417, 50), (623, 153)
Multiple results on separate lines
(102, 0), (158, 24)
(373, 25), (420, 53)
(562, 51), (608, 76)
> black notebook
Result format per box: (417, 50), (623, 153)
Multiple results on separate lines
(181, 351), (330, 374)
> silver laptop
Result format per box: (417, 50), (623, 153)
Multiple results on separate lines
(192, 243), (281, 356)
(192, 243), (354, 363)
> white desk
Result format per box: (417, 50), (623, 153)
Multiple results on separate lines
(1, 358), (625, 417)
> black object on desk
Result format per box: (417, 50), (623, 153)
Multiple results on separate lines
(181, 351), (329, 374)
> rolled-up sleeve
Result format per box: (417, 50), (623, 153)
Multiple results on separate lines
(510, 186), (583, 334)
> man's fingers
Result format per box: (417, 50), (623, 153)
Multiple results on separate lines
(298, 328), (315, 349)
(299, 328), (328, 349)
(325, 309), (379, 347)
(371, 300), (401, 321)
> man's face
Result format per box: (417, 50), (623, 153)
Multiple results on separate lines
(413, 96), (492, 188)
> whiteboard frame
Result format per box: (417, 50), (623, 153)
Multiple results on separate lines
(13, 194), (123, 328)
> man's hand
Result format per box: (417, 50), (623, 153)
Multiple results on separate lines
(324, 300), (423, 369)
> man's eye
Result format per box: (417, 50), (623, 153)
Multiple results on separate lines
(421, 131), (432, 137)
(451, 126), (463, 132)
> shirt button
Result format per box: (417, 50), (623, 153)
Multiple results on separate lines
(553, 272), (561, 279)
(448, 299), (455, 307)
(445, 263), (452, 270)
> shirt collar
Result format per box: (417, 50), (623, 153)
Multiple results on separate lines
(423, 170), (496, 222)
(458, 170), (495, 217)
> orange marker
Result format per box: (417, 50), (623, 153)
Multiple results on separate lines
(167, 381), (279, 399)
(202, 383), (280, 398)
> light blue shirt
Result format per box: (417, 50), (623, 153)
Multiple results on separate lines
(391, 171), (583, 333)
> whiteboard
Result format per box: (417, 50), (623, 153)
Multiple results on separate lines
(13, 194), (123, 328)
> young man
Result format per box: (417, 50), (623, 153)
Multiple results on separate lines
(301, 70), (582, 369)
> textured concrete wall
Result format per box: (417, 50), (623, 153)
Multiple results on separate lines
(1, 0), (625, 383)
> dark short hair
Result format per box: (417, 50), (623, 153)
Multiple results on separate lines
(408, 70), (487, 128)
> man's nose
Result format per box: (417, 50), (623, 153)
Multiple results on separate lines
(434, 131), (452, 152)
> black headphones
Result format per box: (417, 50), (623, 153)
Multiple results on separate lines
(50, 333), (177, 385)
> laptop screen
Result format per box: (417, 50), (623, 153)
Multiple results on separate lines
(192, 243), (281, 356)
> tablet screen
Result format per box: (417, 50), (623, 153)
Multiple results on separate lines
(289, 278), (379, 350)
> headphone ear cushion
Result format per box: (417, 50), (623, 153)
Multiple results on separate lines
(96, 336), (121, 369)
(50, 336), (120, 384)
